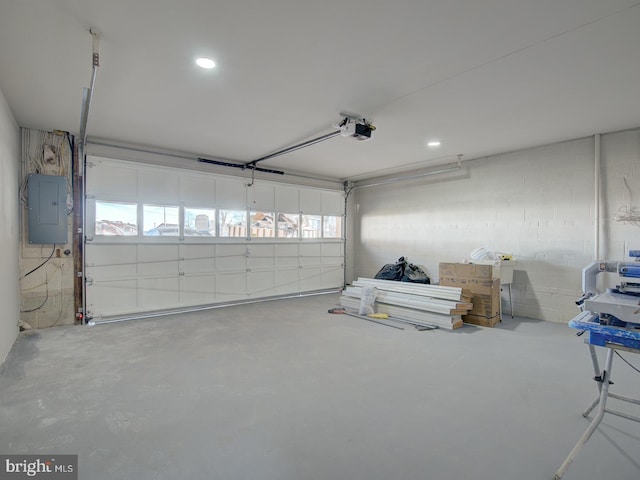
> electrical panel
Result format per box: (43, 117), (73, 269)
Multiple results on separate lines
(28, 174), (68, 244)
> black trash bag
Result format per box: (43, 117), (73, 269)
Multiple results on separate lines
(402, 263), (430, 284)
(374, 257), (407, 281)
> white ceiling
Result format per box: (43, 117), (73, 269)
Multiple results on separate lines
(1, 0), (640, 181)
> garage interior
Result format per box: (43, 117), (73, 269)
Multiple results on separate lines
(1, 2), (639, 479)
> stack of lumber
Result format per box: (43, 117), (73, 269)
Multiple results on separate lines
(339, 277), (473, 330)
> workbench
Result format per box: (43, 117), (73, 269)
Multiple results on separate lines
(554, 311), (640, 479)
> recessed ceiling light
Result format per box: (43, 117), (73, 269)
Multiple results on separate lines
(196, 57), (216, 69)
(427, 141), (441, 147)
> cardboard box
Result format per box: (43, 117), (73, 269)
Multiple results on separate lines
(462, 313), (501, 327)
(439, 262), (494, 280)
(440, 277), (500, 318)
(439, 262), (501, 326)
(439, 276), (498, 296)
(469, 285), (500, 317)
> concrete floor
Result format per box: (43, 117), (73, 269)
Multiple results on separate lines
(1, 293), (639, 480)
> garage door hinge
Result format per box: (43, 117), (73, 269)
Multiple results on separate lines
(179, 272), (185, 276)
(85, 277), (94, 286)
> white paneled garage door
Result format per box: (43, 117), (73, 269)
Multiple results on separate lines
(84, 157), (345, 321)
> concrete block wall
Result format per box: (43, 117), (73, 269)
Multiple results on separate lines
(353, 131), (638, 323)
(601, 129), (640, 260)
(0, 88), (20, 364)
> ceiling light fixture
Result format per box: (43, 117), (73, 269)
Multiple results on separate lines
(196, 57), (216, 69)
(427, 141), (441, 147)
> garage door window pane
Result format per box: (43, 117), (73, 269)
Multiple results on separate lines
(250, 211), (275, 238)
(220, 209), (247, 237)
(301, 215), (321, 238)
(323, 215), (342, 238)
(143, 205), (180, 236)
(277, 213), (299, 238)
(185, 208), (215, 237)
(95, 201), (138, 236)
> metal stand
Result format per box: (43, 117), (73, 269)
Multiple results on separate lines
(554, 344), (640, 479)
(500, 283), (514, 320)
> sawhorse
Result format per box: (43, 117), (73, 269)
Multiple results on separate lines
(554, 315), (640, 479)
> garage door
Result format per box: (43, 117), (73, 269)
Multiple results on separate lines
(84, 156), (344, 321)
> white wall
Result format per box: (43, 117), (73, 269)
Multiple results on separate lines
(0, 88), (20, 363)
(601, 129), (640, 260)
(354, 130), (640, 323)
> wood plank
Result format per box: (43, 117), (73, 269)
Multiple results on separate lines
(354, 277), (463, 301)
(343, 286), (472, 315)
(339, 295), (462, 330)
